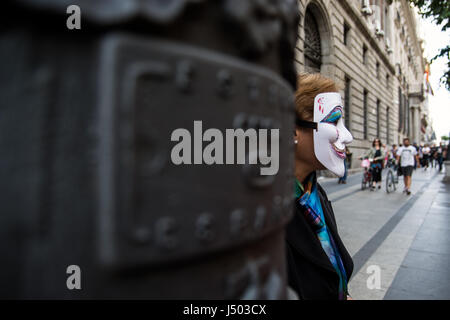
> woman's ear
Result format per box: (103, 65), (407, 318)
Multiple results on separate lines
(294, 128), (300, 144)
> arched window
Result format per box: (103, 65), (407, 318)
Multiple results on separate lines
(304, 8), (322, 73)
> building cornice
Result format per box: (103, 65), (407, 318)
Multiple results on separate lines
(338, 0), (395, 75)
(400, 0), (425, 73)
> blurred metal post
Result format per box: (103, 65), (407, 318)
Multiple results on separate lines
(0, 0), (299, 298)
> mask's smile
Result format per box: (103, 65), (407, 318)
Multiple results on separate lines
(331, 143), (346, 159)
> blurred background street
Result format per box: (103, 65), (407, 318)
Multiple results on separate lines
(319, 166), (450, 300)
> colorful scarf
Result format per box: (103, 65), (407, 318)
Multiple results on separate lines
(295, 173), (349, 300)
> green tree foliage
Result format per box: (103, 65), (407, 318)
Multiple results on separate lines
(409, 0), (450, 90)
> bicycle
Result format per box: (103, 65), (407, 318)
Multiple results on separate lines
(385, 158), (399, 193)
(360, 157), (373, 190)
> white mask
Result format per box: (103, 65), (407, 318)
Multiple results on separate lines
(313, 92), (353, 177)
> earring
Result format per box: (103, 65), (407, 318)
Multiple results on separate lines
(294, 140), (298, 144)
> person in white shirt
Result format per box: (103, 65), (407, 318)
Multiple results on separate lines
(396, 138), (420, 195)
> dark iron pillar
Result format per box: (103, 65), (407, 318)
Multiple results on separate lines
(0, 0), (299, 298)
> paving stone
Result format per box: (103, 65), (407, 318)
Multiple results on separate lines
(410, 226), (450, 255)
(384, 287), (437, 300)
(401, 249), (450, 273)
(387, 266), (450, 299)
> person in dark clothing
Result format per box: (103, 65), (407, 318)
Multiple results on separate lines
(436, 143), (445, 172)
(362, 138), (385, 190)
(287, 74), (354, 300)
(338, 147), (352, 184)
(413, 142), (419, 170)
(431, 144), (437, 168)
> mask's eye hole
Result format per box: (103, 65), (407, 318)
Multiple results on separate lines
(331, 118), (339, 126)
(321, 107), (343, 125)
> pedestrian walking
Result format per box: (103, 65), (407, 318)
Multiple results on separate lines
(436, 143), (444, 172)
(396, 138), (420, 195)
(430, 143), (437, 168)
(362, 138), (385, 190)
(422, 144), (431, 170)
(338, 146), (352, 184)
(390, 144), (398, 161)
(287, 73), (354, 300)
(413, 142), (419, 170)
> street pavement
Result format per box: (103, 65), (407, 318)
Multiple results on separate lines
(318, 166), (450, 300)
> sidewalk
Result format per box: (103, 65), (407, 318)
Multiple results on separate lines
(384, 174), (450, 299)
(320, 167), (449, 300)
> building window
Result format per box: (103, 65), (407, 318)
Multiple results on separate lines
(363, 45), (368, 65)
(376, 61), (380, 79)
(384, 6), (388, 34)
(304, 8), (322, 73)
(376, 99), (381, 138)
(398, 87), (403, 132)
(386, 107), (390, 144)
(363, 89), (368, 140)
(384, 5), (391, 45)
(344, 76), (351, 129)
(386, 74), (390, 87)
(405, 94), (409, 136)
(344, 22), (350, 46)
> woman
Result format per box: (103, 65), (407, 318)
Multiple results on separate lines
(286, 74), (354, 300)
(362, 138), (385, 190)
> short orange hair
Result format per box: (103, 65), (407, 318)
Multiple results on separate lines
(295, 73), (339, 121)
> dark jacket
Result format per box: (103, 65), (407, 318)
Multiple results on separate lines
(286, 182), (353, 300)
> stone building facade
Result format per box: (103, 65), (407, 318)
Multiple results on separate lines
(294, 0), (431, 169)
